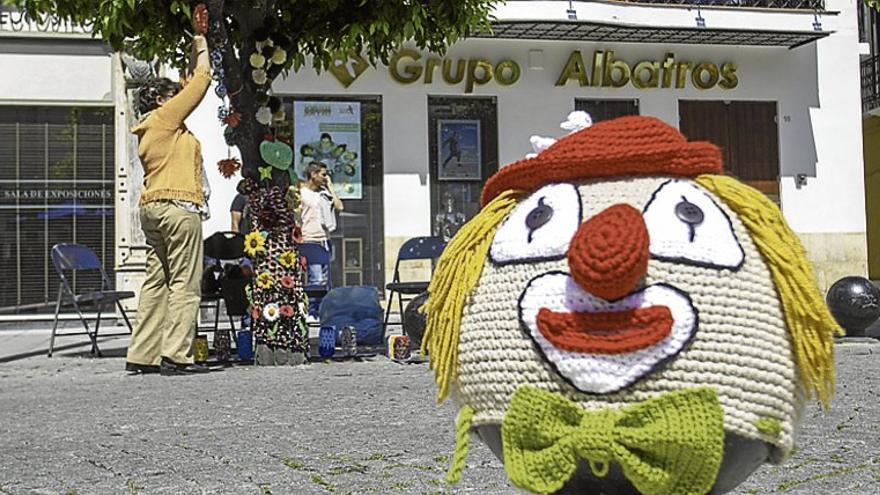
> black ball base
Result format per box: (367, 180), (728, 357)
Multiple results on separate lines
(826, 276), (880, 337)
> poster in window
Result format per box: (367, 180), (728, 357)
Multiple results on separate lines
(293, 101), (362, 199)
(437, 119), (481, 181)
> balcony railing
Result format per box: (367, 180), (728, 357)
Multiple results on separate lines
(603, 0), (824, 10)
(862, 54), (880, 113)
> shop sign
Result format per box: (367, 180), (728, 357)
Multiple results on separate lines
(0, 10), (91, 35)
(330, 48), (737, 92)
(0, 185), (112, 205)
(389, 48), (521, 93)
(555, 51), (737, 90)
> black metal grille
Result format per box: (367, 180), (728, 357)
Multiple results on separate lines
(477, 21), (828, 49)
(0, 107), (115, 314)
(614, 0), (823, 10)
(862, 54), (880, 113)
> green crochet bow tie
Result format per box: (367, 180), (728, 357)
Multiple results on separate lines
(501, 386), (725, 495)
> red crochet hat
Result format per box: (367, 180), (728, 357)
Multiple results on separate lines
(481, 116), (723, 206)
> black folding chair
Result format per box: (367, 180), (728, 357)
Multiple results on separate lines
(383, 236), (446, 334)
(299, 242), (331, 327)
(200, 231), (246, 339)
(49, 243), (135, 357)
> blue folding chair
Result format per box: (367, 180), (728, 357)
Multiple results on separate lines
(298, 242), (331, 325)
(49, 243), (135, 357)
(383, 236), (446, 334)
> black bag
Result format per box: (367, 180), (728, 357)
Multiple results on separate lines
(201, 261), (223, 295)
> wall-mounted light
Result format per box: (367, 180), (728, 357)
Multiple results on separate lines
(795, 174), (808, 188)
(812, 14), (822, 31)
(695, 10), (706, 28)
(567, 1), (577, 20)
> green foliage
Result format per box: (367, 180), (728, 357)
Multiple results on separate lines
(3, 0), (499, 182)
(1, 0), (500, 73)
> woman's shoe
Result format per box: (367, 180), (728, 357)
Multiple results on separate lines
(125, 362), (160, 374)
(159, 357), (211, 376)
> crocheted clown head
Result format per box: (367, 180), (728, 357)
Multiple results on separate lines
(422, 116), (841, 495)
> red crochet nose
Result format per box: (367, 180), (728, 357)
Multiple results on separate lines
(567, 204), (650, 301)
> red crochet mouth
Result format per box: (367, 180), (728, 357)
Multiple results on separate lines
(535, 306), (674, 355)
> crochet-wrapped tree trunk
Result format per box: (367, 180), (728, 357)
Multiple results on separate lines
(241, 180), (309, 365)
(200, 3), (310, 365)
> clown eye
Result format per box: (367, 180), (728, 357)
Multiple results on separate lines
(643, 180), (744, 270)
(525, 198), (554, 242)
(490, 183), (582, 265)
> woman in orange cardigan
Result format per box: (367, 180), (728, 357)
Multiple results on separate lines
(126, 35), (213, 376)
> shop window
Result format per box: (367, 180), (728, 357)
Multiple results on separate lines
(575, 98), (639, 122)
(0, 106), (115, 314)
(284, 96), (384, 290)
(679, 100), (780, 201)
(427, 96), (499, 241)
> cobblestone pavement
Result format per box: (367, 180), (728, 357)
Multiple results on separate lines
(0, 332), (878, 495)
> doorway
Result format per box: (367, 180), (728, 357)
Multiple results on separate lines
(285, 96), (385, 290)
(427, 96), (499, 241)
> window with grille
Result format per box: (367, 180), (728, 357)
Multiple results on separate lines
(574, 99), (639, 123)
(0, 106), (115, 314)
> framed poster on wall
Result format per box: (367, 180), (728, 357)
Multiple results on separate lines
(293, 101), (363, 199)
(437, 119), (481, 181)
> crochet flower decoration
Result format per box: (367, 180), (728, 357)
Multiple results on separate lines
(224, 111), (241, 128)
(251, 305), (261, 321)
(256, 272), (274, 290)
(255, 106), (272, 125)
(271, 47), (287, 65)
(263, 303), (280, 322)
(243, 231), (266, 257)
(250, 53), (266, 68)
(217, 158), (241, 179)
(280, 305), (295, 317)
(280, 275), (296, 289)
(252, 69), (267, 85)
(278, 250), (296, 269)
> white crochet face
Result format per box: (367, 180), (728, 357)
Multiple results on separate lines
(487, 177), (749, 394)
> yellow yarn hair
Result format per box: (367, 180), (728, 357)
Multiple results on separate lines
(696, 174), (843, 406)
(421, 190), (523, 402)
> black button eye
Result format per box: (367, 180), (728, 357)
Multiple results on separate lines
(675, 197), (703, 225)
(525, 197), (553, 242)
(675, 196), (703, 242)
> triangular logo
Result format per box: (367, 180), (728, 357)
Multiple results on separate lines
(329, 52), (369, 88)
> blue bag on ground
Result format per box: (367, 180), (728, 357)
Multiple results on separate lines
(318, 286), (384, 345)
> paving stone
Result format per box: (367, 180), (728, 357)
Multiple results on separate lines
(0, 335), (878, 494)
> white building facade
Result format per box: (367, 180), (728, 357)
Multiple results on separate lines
(0, 0), (868, 319)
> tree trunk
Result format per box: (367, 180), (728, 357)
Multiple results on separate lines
(203, 0), (308, 363)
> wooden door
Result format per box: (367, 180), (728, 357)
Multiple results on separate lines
(679, 100), (779, 197)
